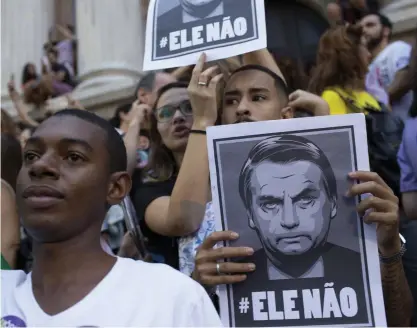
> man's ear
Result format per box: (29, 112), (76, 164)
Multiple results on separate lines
(107, 172), (132, 206)
(330, 198), (337, 220)
(281, 106), (294, 119)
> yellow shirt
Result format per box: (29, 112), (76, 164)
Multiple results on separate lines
(322, 88), (382, 115)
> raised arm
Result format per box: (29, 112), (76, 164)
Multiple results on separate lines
(348, 171), (413, 326)
(7, 78), (39, 128)
(145, 54), (222, 236)
(122, 101), (150, 176)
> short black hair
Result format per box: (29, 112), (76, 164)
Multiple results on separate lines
(229, 64), (289, 100)
(49, 109), (127, 173)
(376, 13), (393, 30)
(134, 72), (156, 98)
(1, 133), (22, 191)
(239, 135), (337, 207)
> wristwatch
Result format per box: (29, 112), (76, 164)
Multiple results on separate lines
(379, 234), (407, 264)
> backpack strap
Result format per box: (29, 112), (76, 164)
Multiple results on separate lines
(329, 88), (381, 114)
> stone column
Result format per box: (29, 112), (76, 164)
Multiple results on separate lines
(1, 0), (54, 99)
(381, 0), (417, 39)
(75, 0), (145, 91)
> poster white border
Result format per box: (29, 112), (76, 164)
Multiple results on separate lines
(143, 0), (267, 71)
(207, 114), (386, 327)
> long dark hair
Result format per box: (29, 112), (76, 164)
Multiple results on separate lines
(144, 81), (189, 182)
(21, 63), (38, 85)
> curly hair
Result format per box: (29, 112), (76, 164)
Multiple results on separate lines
(308, 24), (368, 95)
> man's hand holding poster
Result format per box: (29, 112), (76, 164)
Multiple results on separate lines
(143, 0), (266, 70)
(206, 114), (387, 327)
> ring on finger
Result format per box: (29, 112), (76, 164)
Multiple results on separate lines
(216, 263), (221, 275)
(198, 81), (207, 86)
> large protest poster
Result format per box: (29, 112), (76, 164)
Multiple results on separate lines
(143, 0), (267, 71)
(206, 114), (386, 327)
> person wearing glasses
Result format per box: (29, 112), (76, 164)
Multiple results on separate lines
(132, 81), (198, 270)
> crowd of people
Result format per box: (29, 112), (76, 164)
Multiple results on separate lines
(1, 5), (417, 327)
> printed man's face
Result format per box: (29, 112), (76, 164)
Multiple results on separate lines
(248, 160), (336, 257)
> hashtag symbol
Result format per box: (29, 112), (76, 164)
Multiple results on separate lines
(159, 37), (168, 48)
(238, 297), (250, 314)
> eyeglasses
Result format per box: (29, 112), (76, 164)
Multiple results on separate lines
(154, 100), (193, 123)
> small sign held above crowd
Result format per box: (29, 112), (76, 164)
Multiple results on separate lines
(143, 0), (267, 71)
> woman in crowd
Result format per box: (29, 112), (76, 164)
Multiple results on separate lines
(133, 81), (191, 268)
(20, 63), (53, 106)
(1, 133), (22, 269)
(132, 80), (210, 268)
(132, 57), (237, 268)
(308, 24), (384, 114)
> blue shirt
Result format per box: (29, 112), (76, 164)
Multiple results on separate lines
(397, 117), (417, 192)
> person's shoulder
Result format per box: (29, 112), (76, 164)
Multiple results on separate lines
(117, 257), (208, 297)
(322, 89), (341, 99)
(388, 40), (412, 53)
(136, 176), (175, 191)
(1, 270), (28, 294)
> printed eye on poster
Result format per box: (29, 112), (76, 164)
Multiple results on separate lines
(143, 0), (267, 71)
(206, 114), (387, 327)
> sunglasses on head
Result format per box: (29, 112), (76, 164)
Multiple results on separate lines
(154, 100), (193, 123)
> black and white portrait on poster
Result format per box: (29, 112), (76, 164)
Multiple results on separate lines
(143, 0), (266, 71)
(206, 114), (386, 327)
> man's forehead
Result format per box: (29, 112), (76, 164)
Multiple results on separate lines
(361, 14), (379, 24)
(226, 69), (275, 92)
(33, 115), (105, 146)
(157, 87), (188, 106)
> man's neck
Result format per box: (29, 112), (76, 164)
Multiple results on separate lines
(371, 40), (389, 61)
(31, 228), (115, 291)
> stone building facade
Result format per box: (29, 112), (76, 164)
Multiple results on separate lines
(1, 0), (416, 120)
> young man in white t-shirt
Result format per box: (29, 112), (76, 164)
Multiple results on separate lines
(361, 13), (413, 121)
(1, 109), (222, 327)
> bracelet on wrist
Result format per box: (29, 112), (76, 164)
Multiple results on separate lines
(379, 242), (406, 264)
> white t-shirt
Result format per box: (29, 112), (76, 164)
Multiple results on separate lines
(1, 257), (222, 327)
(366, 41), (414, 121)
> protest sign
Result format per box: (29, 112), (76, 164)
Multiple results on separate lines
(206, 114), (386, 327)
(143, 0), (267, 71)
